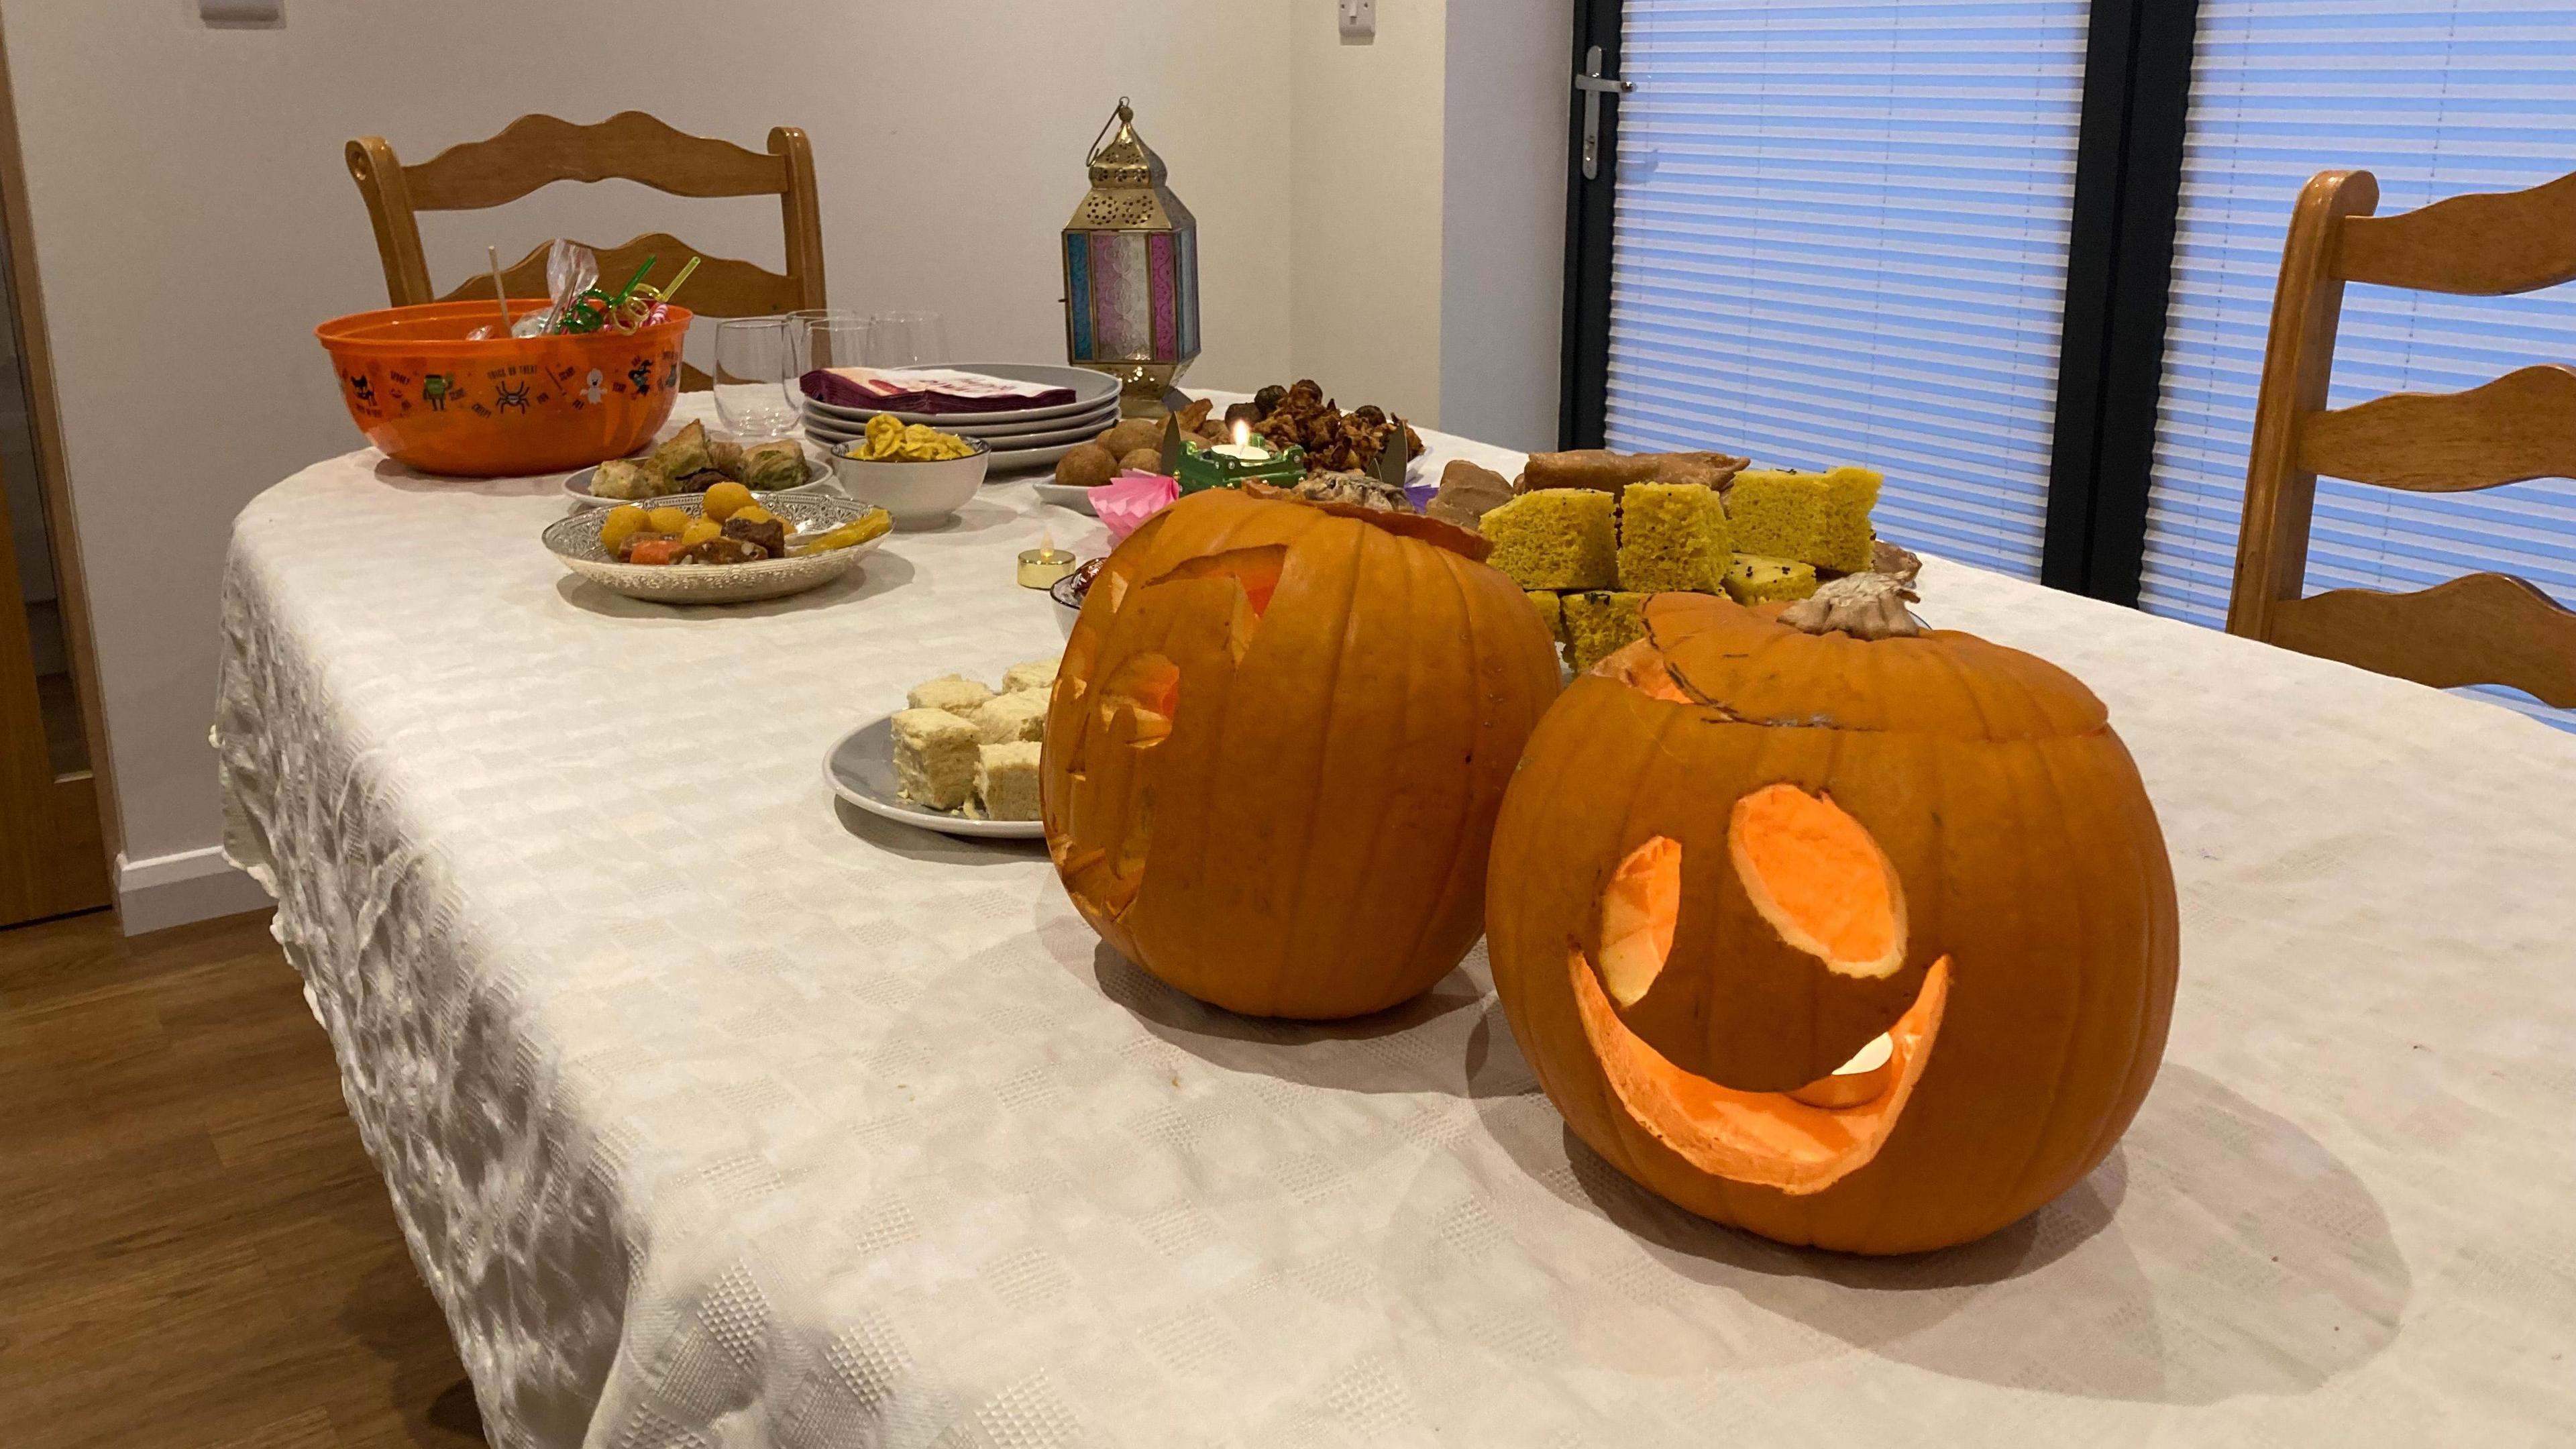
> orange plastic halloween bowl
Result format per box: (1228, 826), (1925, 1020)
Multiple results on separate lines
(315, 301), (693, 477)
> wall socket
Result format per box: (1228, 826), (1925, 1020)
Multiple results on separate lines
(1338, 0), (1376, 42)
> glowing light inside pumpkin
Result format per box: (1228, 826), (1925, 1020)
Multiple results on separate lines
(1599, 836), (1682, 1006)
(1785, 1031), (1897, 1110)
(1729, 784), (1907, 978)
(1835, 1032), (1894, 1076)
(1572, 949), (1948, 1194)
(1095, 652), (1180, 743)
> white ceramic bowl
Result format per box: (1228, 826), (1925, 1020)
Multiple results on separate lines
(826, 440), (991, 528)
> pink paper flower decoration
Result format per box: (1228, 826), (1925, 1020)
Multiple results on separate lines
(1090, 471), (1180, 543)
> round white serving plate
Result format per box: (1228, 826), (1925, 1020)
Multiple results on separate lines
(798, 363), (1119, 426)
(802, 404), (1118, 449)
(981, 439), (1084, 474)
(1030, 480), (1098, 514)
(941, 402), (1120, 439)
(943, 415), (1116, 450)
(542, 492), (886, 605)
(562, 442), (835, 508)
(824, 716), (1046, 840)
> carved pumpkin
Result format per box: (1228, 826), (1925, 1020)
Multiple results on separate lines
(1046, 488), (1561, 1018)
(1486, 591), (2178, 1253)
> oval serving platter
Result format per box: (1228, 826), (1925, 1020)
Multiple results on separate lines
(543, 492), (886, 605)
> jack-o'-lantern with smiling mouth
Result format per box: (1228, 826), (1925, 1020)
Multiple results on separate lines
(1486, 580), (2178, 1254)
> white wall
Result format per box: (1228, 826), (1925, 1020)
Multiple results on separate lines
(1440, 0), (1572, 451)
(3, 0), (1295, 904)
(1289, 0), (1448, 425)
(6, 0), (1570, 928)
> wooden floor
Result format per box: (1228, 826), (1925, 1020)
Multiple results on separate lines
(0, 908), (486, 1448)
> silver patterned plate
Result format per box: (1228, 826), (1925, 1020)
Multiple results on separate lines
(543, 492), (888, 605)
(824, 716), (1046, 840)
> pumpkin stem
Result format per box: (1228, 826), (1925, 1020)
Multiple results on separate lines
(1779, 571), (1922, 641)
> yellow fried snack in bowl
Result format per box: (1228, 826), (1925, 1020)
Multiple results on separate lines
(855, 413), (975, 462)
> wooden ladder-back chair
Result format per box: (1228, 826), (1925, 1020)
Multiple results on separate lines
(345, 110), (825, 389)
(2229, 167), (2576, 708)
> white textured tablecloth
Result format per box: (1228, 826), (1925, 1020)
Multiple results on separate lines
(218, 396), (2576, 1448)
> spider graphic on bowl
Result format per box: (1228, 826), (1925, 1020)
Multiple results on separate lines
(494, 382), (531, 413)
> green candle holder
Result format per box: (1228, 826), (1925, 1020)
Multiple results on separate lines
(1175, 437), (1307, 494)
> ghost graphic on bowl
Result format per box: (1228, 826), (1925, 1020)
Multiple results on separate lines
(582, 369), (605, 405)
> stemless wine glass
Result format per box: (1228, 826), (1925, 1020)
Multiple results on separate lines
(865, 311), (949, 370)
(712, 317), (802, 440)
(788, 309), (869, 376)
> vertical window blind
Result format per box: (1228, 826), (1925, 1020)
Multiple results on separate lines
(1599, 0), (2089, 579)
(2141, 2), (2576, 728)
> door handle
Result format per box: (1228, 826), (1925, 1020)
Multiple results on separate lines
(1575, 44), (1634, 181)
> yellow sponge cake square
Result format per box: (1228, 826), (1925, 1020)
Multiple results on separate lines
(1729, 467), (1879, 574)
(1481, 489), (1617, 591)
(1527, 590), (1566, 645)
(1615, 482), (1731, 593)
(1563, 590), (1648, 672)
(1724, 553), (1819, 604)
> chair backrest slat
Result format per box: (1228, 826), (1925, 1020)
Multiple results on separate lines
(2337, 169), (2576, 296)
(2272, 575), (2576, 709)
(2297, 364), (2576, 493)
(402, 111), (790, 211)
(2228, 166), (2576, 706)
(345, 111), (825, 390)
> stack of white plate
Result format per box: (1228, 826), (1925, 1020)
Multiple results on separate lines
(801, 362), (1122, 474)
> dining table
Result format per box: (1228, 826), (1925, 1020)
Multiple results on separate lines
(217, 392), (2576, 1448)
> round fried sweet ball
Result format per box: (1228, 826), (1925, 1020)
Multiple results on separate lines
(1055, 442), (1119, 489)
(1119, 447), (1163, 474)
(1099, 417), (1165, 458)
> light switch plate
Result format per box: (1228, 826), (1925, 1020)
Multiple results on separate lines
(1338, 0), (1375, 42)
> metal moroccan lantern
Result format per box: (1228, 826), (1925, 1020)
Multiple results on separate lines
(1063, 97), (1198, 417)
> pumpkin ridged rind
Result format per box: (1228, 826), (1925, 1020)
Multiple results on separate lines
(1048, 489), (1561, 1019)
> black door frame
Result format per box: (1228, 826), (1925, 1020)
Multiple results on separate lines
(1557, 0), (2204, 606)
(1558, 0), (1625, 453)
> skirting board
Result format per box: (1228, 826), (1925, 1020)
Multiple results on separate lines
(116, 845), (274, 936)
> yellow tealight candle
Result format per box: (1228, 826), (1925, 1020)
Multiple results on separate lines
(1018, 529), (1077, 589)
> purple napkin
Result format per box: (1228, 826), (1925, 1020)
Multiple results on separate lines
(801, 369), (1077, 415)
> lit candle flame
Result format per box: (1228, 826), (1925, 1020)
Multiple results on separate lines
(1231, 418), (1252, 449)
(1039, 529), (1056, 555)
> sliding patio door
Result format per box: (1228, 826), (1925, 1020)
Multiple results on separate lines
(1594, 0), (2092, 578)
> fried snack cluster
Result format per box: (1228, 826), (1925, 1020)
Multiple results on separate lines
(855, 413), (976, 462)
(1248, 379), (1425, 476)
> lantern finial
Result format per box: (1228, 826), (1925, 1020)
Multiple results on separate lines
(1087, 97), (1167, 189)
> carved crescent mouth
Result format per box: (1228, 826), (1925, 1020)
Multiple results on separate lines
(1570, 947), (1949, 1197)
